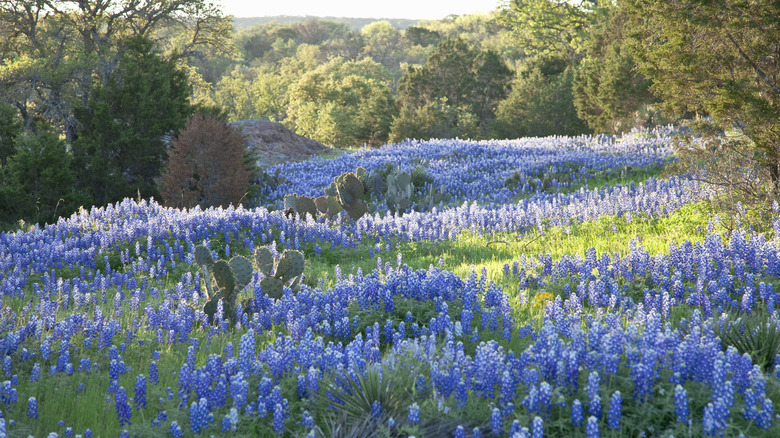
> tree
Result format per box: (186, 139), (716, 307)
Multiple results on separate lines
(286, 58), (396, 147)
(492, 56), (590, 138)
(572, 5), (657, 133)
(158, 113), (252, 209)
(625, 0), (780, 190)
(0, 102), (22, 167)
(394, 37), (511, 140)
(0, 0), (231, 140)
(72, 36), (192, 205)
(499, 0), (602, 64)
(0, 125), (84, 225)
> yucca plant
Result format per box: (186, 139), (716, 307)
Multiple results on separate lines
(712, 312), (780, 371)
(320, 364), (418, 422)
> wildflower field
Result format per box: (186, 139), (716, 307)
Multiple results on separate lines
(2, 128), (780, 437)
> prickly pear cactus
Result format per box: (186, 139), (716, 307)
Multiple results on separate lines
(194, 244), (214, 267)
(253, 245), (306, 298)
(283, 194), (298, 210)
(212, 260), (235, 294)
(295, 196), (317, 220)
(254, 247), (274, 277)
(279, 250), (304, 283)
(260, 276), (284, 299)
(229, 256), (253, 290)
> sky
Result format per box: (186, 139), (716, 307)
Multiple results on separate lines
(218, 0), (503, 20)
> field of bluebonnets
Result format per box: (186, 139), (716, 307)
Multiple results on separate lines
(2, 127), (780, 437)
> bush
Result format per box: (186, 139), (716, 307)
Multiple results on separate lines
(158, 113), (252, 209)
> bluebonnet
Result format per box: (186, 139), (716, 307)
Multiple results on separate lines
(408, 403), (421, 423)
(273, 403), (285, 434)
(674, 385), (689, 424)
(490, 407), (502, 435)
(585, 416), (599, 438)
(371, 400), (382, 418)
(170, 421), (183, 437)
(607, 391), (621, 430)
(532, 416), (544, 438)
(27, 396), (38, 419)
(115, 386), (132, 426)
(134, 374), (147, 410)
(571, 398), (584, 428)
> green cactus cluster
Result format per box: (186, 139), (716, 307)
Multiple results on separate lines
(193, 243), (305, 324)
(255, 245), (305, 299)
(282, 164), (450, 222)
(194, 244), (254, 323)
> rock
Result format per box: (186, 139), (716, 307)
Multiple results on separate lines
(230, 119), (331, 169)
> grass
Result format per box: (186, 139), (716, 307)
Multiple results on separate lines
(5, 156), (780, 437)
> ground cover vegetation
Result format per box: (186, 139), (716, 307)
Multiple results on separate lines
(2, 0), (780, 437)
(2, 129), (780, 437)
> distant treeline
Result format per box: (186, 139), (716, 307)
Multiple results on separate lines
(233, 16), (421, 31)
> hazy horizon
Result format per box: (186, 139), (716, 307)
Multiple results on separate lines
(218, 0), (502, 20)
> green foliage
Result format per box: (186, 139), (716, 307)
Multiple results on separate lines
(0, 125), (85, 226)
(0, 102), (22, 167)
(73, 36), (193, 206)
(492, 58), (590, 138)
(194, 243), (305, 322)
(713, 312), (780, 372)
(393, 37), (512, 141)
(572, 5), (658, 134)
(287, 58), (397, 147)
(625, 0), (780, 191)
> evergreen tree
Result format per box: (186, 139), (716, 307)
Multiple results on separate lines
(0, 125), (84, 226)
(393, 37), (511, 140)
(625, 0), (780, 212)
(72, 36), (192, 206)
(492, 56), (590, 138)
(0, 102), (23, 167)
(572, 5), (657, 134)
(158, 113), (252, 209)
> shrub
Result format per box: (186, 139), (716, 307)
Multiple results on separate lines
(158, 113), (252, 209)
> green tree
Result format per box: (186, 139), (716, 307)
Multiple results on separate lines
(72, 37), (192, 205)
(492, 56), (590, 138)
(572, 5), (656, 133)
(394, 37), (512, 140)
(622, 0), (780, 221)
(0, 102), (22, 167)
(0, 0), (230, 140)
(0, 125), (84, 226)
(286, 58), (396, 147)
(499, 0), (601, 63)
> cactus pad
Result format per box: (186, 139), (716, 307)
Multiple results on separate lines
(284, 194), (298, 210)
(296, 196), (317, 220)
(212, 260), (235, 294)
(366, 173), (387, 195)
(337, 173), (363, 206)
(344, 198), (368, 221)
(279, 250), (304, 282)
(314, 196), (329, 214)
(324, 182), (338, 197)
(229, 256), (253, 290)
(326, 195), (342, 217)
(194, 244), (214, 267)
(260, 276), (284, 299)
(275, 252), (292, 279)
(254, 247), (275, 276)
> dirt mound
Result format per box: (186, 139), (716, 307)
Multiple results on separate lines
(231, 119), (330, 169)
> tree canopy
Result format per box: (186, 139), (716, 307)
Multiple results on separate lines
(625, 0), (780, 187)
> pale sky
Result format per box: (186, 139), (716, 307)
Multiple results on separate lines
(218, 0), (503, 20)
